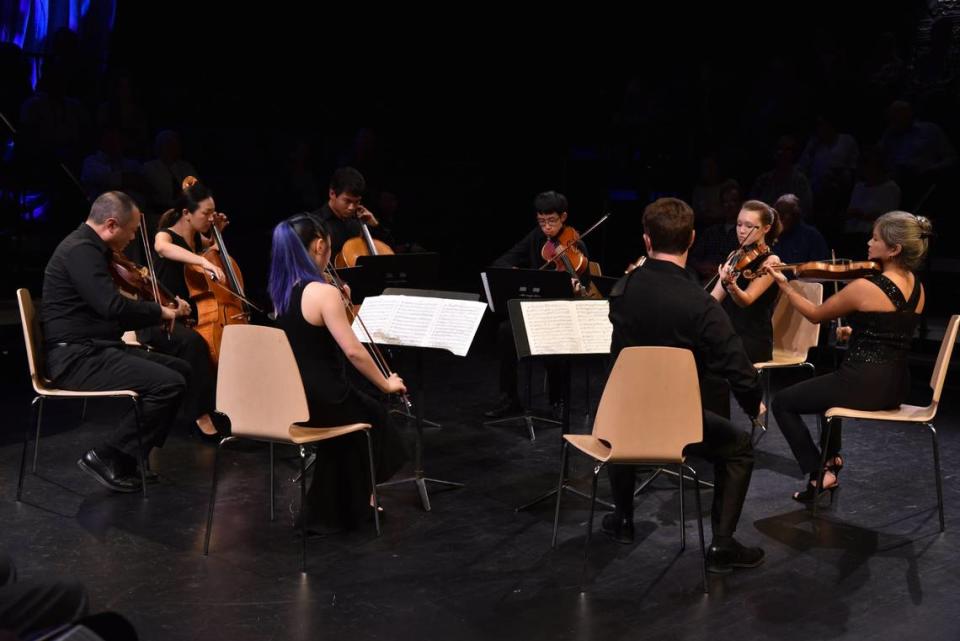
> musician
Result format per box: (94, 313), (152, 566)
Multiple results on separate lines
(483, 190), (586, 420)
(311, 166), (384, 257)
(139, 179), (225, 438)
(770, 212), (930, 503)
(269, 213), (408, 534)
(606, 197), (765, 574)
(709, 199), (782, 363)
(40, 191), (191, 493)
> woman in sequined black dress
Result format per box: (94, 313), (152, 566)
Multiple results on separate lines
(770, 212), (932, 502)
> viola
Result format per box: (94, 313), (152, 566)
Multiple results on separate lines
(108, 251), (180, 334)
(540, 226), (602, 300)
(745, 259), (882, 281)
(334, 206), (394, 268)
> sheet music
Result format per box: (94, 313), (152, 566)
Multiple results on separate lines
(352, 295), (486, 357)
(519, 299), (612, 355)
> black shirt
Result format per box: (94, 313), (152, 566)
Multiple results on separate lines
(312, 202), (386, 257)
(41, 223), (162, 373)
(155, 227), (202, 321)
(721, 252), (779, 363)
(493, 226), (588, 269)
(608, 257), (762, 417)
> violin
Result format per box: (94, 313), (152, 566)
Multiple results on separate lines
(334, 206), (394, 268)
(108, 250), (180, 333)
(744, 259), (881, 281)
(540, 226), (603, 300)
(723, 241), (771, 279)
(179, 177), (259, 364)
(323, 265), (359, 324)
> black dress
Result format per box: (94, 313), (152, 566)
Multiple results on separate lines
(772, 273), (921, 474)
(722, 253), (779, 364)
(136, 227), (215, 421)
(276, 281), (408, 530)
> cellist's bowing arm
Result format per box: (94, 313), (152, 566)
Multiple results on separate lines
(155, 230), (225, 282)
(301, 281), (406, 395)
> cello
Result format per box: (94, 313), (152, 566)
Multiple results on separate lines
(334, 205), (395, 268)
(180, 176), (260, 364)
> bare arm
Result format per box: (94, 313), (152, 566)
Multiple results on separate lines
(301, 282), (405, 394)
(155, 231), (225, 282)
(769, 269), (865, 323)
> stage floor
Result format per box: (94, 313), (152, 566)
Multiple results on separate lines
(2, 340), (958, 641)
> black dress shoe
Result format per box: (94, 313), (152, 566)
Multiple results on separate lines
(706, 538), (765, 575)
(77, 450), (143, 493)
(483, 394), (524, 419)
(601, 513), (635, 544)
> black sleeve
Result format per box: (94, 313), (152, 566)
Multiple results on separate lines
(698, 298), (762, 416)
(66, 243), (163, 329)
(493, 228), (538, 268)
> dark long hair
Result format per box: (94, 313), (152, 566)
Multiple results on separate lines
(157, 181), (213, 230)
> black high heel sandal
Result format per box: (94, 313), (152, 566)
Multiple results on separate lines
(792, 456), (842, 504)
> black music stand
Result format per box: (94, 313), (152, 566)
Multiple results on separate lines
(371, 288), (484, 511)
(504, 299), (615, 512)
(480, 268), (572, 440)
(356, 252), (440, 289)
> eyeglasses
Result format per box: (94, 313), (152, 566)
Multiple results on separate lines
(537, 216), (562, 226)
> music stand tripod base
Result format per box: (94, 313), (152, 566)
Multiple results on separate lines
(484, 412), (562, 442)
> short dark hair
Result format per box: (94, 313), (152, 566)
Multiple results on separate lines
(534, 190), (568, 215)
(329, 167), (366, 196)
(88, 191), (137, 225)
(642, 198), (694, 254)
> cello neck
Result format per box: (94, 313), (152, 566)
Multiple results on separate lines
(212, 225), (246, 300)
(360, 222), (378, 256)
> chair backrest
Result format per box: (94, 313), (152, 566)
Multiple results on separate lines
(593, 347), (702, 463)
(16, 288), (48, 393)
(772, 281), (823, 357)
(930, 314), (960, 404)
(217, 324), (309, 441)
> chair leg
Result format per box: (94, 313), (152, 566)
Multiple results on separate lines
(580, 463), (601, 590)
(752, 370), (769, 446)
(17, 397), (41, 501)
(685, 464), (708, 594)
(131, 399), (147, 500)
(928, 423), (945, 532)
(551, 441), (569, 549)
(32, 397), (45, 473)
(299, 446), (307, 572)
(365, 431), (381, 536)
(678, 463), (686, 552)
(812, 418), (834, 519)
(269, 442), (276, 522)
(203, 437), (232, 555)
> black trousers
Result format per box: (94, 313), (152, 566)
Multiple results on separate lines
(138, 321), (216, 420)
(496, 319), (569, 404)
(49, 345), (188, 457)
(0, 551), (88, 638)
(772, 360), (910, 475)
(607, 410), (754, 538)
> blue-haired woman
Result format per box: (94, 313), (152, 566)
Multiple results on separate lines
(269, 213), (408, 534)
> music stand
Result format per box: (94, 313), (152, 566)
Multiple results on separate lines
(503, 298), (615, 512)
(360, 289), (485, 511)
(480, 268), (572, 439)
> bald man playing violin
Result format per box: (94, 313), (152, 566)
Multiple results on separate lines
(40, 191), (192, 494)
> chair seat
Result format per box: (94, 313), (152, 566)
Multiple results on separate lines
(35, 386), (138, 399)
(563, 434), (685, 465)
(288, 423), (371, 444)
(825, 403), (937, 423)
(753, 349), (808, 369)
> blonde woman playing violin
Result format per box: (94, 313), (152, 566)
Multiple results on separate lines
(767, 212), (931, 504)
(709, 200), (782, 363)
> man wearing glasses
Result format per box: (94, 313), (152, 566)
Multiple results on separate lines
(484, 191), (588, 420)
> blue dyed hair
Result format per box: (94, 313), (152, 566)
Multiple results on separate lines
(268, 214), (329, 316)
